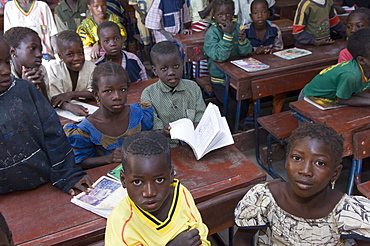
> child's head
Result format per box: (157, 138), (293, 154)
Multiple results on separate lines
(120, 131), (173, 215)
(97, 21), (123, 56)
(0, 213), (13, 246)
(150, 41), (183, 88)
(250, 0), (270, 27)
(346, 8), (370, 38)
(57, 30), (85, 72)
(4, 27), (42, 69)
(212, 0), (234, 27)
(347, 27), (370, 63)
(0, 36), (12, 94)
(285, 123), (343, 197)
(87, 0), (107, 20)
(92, 61), (130, 111)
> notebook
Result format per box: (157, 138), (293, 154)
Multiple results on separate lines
(231, 57), (269, 72)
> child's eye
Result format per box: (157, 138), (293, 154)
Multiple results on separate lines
(114, 37), (120, 41)
(120, 88), (127, 92)
(357, 24), (363, 28)
(315, 160), (326, 166)
(292, 155), (301, 161)
(133, 180), (142, 185)
(103, 89), (112, 93)
(29, 47), (35, 51)
(66, 53), (73, 57)
(226, 13), (232, 17)
(160, 67), (167, 71)
(173, 64), (179, 69)
(218, 14), (223, 17)
(104, 39), (109, 43)
(155, 178), (164, 184)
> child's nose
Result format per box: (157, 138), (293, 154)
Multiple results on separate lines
(298, 162), (313, 176)
(143, 183), (156, 197)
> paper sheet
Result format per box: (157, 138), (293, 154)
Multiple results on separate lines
(55, 100), (98, 122)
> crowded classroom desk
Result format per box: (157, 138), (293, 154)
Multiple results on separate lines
(0, 145), (266, 245)
(289, 100), (370, 195)
(214, 39), (347, 133)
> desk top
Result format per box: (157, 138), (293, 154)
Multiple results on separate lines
(290, 100), (370, 156)
(1, 145), (265, 246)
(214, 39), (347, 100)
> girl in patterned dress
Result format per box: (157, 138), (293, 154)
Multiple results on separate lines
(234, 122), (370, 245)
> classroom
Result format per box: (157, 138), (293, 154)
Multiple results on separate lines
(1, 0), (370, 245)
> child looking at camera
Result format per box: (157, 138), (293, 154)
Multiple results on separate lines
(234, 122), (370, 245)
(105, 131), (210, 246)
(46, 30), (96, 116)
(141, 41), (206, 148)
(64, 62), (153, 169)
(95, 21), (148, 83)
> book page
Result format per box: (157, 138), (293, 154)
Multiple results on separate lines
(169, 118), (196, 148)
(231, 58), (269, 72)
(55, 100), (98, 122)
(204, 113), (234, 154)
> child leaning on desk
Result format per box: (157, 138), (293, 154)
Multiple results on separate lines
(233, 122), (370, 246)
(300, 27), (370, 106)
(292, 0), (346, 47)
(64, 62), (154, 169)
(203, 0), (252, 128)
(0, 36), (93, 195)
(140, 41), (206, 148)
(46, 30), (96, 116)
(105, 131), (210, 246)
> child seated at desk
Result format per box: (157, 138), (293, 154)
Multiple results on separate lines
(46, 30), (96, 116)
(4, 27), (49, 100)
(234, 0), (275, 25)
(141, 41), (206, 148)
(204, 0), (252, 127)
(233, 122), (370, 245)
(338, 8), (370, 63)
(293, 0), (346, 47)
(95, 21), (148, 83)
(301, 27), (370, 106)
(77, 0), (127, 60)
(105, 131), (210, 246)
(64, 62), (153, 169)
(0, 36), (92, 195)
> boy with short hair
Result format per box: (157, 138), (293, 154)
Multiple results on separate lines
(141, 41), (206, 147)
(105, 131), (210, 246)
(302, 27), (370, 106)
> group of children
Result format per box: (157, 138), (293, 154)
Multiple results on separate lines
(2, 0), (370, 245)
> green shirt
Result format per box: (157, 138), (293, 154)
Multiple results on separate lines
(54, 0), (88, 31)
(304, 59), (370, 99)
(141, 79), (206, 147)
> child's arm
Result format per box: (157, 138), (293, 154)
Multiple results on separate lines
(69, 174), (94, 195)
(166, 229), (202, 246)
(22, 67), (49, 101)
(77, 148), (122, 169)
(237, 24), (252, 57)
(337, 90), (370, 106)
(51, 91), (94, 108)
(131, 4), (146, 24)
(198, 1), (213, 20)
(233, 228), (258, 246)
(272, 25), (284, 51)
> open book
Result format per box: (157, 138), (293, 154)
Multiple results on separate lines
(273, 48), (312, 60)
(55, 100), (99, 122)
(71, 176), (127, 218)
(231, 57), (269, 72)
(304, 97), (347, 110)
(169, 103), (234, 160)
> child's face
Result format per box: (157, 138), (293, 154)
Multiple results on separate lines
(11, 33), (42, 69)
(250, 2), (270, 28)
(120, 153), (174, 216)
(214, 4), (233, 27)
(285, 137), (342, 198)
(58, 41), (85, 72)
(346, 13), (370, 38)
(0, 41), (12, 93)
(88, 0), (107, 20)
(98, 27), (123, 56)
(152, 53), (183, 88)
(93, 74), (128, 114)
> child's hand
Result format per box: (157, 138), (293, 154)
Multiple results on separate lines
(109, 148), (122, 164)
(140, 13), (146, 24)
(90, 43), (101, 60)
(166, 229), (201, 246)
(238, 29), (246, 41)
(182, 29), (193, 35)
(162, 125), (171, 138)
(22, 66), (46, 89)
(51, 92), (73, 108)
(69, 174), (94, 196)
(65, 103), (89, 116)
(255, 45), (272, 54)
(314, 38), (334, 46)
(220, 20), (234, 35)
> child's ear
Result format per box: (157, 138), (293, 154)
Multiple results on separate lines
(120, 169), (127, 188)
(170, 165), (175, 181)
(357, 55), (366, 65)
(151, 65), (157, 76)
(10, 46), (16, 57)
(331, 164), (343, 183)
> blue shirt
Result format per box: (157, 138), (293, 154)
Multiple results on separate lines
(245, 21), (283, 51)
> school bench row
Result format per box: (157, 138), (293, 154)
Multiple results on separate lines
(0, 145), (266, 245)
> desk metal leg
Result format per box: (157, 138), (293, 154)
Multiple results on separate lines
(229, 226), (234, 246)
(347, 159), (363, 195)
(223, 74), (230, 117)
(234, 100), (242, 133)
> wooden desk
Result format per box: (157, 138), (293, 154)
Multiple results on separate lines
(1, 145), (265, 245)
(289, 100), (370, 194)
(214, 39), (346, 132)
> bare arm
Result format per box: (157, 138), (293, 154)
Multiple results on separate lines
(78, 148), (122, 169)
(337, 90), (370, 106)
(233, 228), (258, 246)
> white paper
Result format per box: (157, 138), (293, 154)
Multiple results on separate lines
(55, 100), (98, 122)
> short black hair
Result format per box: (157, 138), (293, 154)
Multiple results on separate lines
(97, 21), (121, 38)
(121, 131), (171, 170)
(286, 122), (344, 166)
(347, 27), (370, 59)
(4, 27), (39, 48)
(92, 61), (130, 92)
(56, 30), (82, 54)
(0, 212), (12, 245)
(347, 7), (370, 25)
(212, 0), (235, 16)
(250, 0), (269, 11)
(150, 41), (181, 66)
(87, 0), (106, 5)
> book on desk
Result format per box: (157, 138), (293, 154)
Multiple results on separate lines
(304, 96), (347, 110)
(230, 57), (269, 72)
(273, 47), (312, 60)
